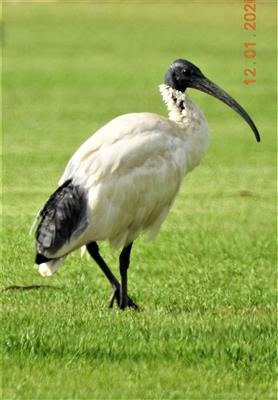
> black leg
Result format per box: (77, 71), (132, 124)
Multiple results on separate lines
(86, 242), (120, 307)
(119, 242), (133, 310)
(86, 242), (119, 289)
(86, 242), (138, 310)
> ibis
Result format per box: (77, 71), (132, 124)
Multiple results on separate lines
(33, 59), (260, 310)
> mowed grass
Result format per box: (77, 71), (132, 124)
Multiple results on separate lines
(2, 2), (277, 399)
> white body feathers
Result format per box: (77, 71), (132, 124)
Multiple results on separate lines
(42, 85), (209, 263)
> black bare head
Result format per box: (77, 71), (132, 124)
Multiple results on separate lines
(164, 59), (261, 142)
(164, 59), (205, 92)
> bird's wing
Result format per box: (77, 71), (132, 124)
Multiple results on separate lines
(58, 113), (187, 248)
(60, 113), (185, 180)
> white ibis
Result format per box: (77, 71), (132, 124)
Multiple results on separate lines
(33, 59), (260, 310)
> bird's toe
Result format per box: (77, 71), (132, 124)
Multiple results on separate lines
(127, 297), (139, 310)
(108, 287), (139, 310)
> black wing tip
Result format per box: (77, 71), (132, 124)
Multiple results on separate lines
(39, 179), (73, 218)
(35, 253), (52, 265)
(35, 180), (88, 257)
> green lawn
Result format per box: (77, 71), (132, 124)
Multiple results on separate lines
(2, 2), (277, 399)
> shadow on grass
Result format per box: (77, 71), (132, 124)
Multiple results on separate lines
(2, 284), (63, 291)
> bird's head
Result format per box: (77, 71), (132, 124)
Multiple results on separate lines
(164, 59), (205, 92)
(164, 59), (260, 142)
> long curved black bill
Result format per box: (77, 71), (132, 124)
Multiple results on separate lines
(191, 77), (260, 142)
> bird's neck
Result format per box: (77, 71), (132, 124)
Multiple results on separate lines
(159, 84), (210, 171)
(159, 84), (202, 127)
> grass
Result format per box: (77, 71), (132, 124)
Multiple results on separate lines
(2, 2), (277, 399)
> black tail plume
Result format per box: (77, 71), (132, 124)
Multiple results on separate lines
(35, 179), (88, 257)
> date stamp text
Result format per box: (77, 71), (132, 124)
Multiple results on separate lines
(243, 0), (257, 85)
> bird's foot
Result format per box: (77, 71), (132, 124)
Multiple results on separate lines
(108, 287), (139, 310)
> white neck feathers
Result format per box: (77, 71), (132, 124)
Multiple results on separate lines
(159, 84), (203, 127)
(159, 84), (210, 172)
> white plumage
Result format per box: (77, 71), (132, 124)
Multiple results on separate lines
(57, 86), (209, 254)
(34, 59), (260, 308)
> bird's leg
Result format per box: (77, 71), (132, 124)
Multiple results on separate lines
(119, 242), (136, 310)
(86, 242), (119, 307)
(86, 242), (138, 309)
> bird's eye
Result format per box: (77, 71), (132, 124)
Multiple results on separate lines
(182, 68), (187, 74)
